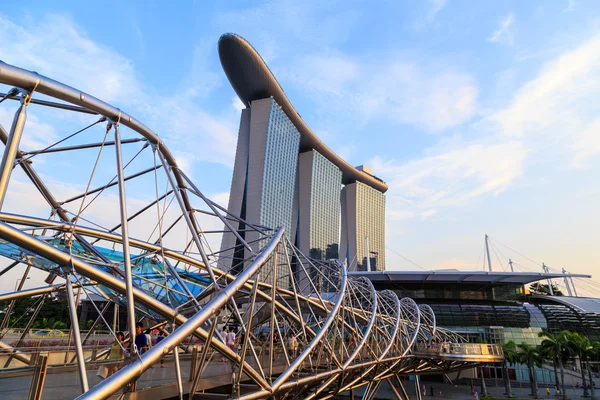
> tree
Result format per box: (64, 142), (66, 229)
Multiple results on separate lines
(501, 340), (519, 397)
(569, 332), (591, 397)
(529, 283), (564, 296)
(538, 330), (576, 398)
(586, 341), (600, 400)
(518, 342), (544, 398)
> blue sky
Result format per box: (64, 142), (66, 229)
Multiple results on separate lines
(1, 0), (600, 291)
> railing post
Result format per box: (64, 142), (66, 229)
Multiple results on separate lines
(415, 375), (422, 400)
(0, 94), (29, 209)
(65, 274), (88, 392)
(28, 354), (48, 400)
(189, 346), (198, 382)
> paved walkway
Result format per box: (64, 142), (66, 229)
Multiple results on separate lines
(353, 381), (599, 400)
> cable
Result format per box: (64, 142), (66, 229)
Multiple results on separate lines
(385, 247), (427, 271)
(488, 236), (541, 268)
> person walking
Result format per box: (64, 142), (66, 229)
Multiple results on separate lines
(134, 322), (149, 354)
(287, 333), (298, 357)
(227, 327), (237, 352)
(156, 330), (168, 367)
(108, 331), (125, 375)
(430, 385), (434, 397)
(546, 387), (551, 398)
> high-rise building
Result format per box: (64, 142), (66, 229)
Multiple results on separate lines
(220, 97), (300, 282)
(340, 181), (386, 271)
(218, 33), (388, 277)
(296, 150), (342, 261)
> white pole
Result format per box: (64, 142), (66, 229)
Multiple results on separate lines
(485, 234), (492, 272)
(570, 274), (579, 297)
(562, 268), (573, 296)
(542, 263), (554, 296)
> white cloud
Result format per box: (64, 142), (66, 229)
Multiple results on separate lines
(281, 53), (479, 133)
(0, 108), (58, 151)
(379, 32), (600, 222)
(373, 141), (526, 220)
(488, 13), (514, 45)
(231, 96), (245, 111)
(425, 0), (447, 22)
(488, 33), (600, 166)
(0, 14), (140, 103)
(565, 0), (576, 12)
(0, 14), (238, 171)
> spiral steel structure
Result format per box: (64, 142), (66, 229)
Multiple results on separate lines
(0, 59), (501, 399)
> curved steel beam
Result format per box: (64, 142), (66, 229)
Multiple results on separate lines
(77, 227), (284, 400)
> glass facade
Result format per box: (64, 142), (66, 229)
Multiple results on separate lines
(306, 151), (342, 261)
(353, 181), (386, 271)
(366, 277), (600, 385)
(259, 99), (300, 236)
(257, 99), (300, 285)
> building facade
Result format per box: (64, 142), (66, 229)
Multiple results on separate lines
(218, 33), (388, 275)
(296, 150), (342, 261)
(340, 181), (386, 271)
(220, 97), (300, 283)
(354, 271), (598, 385)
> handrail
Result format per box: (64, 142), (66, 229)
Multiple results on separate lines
(414, 343), (504, 357)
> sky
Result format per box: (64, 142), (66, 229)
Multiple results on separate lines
(0, 0), (600, 294)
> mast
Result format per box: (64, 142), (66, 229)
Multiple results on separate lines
(484, 234), (492, 272)
(570, 273), (579, 297)
(542, 263), (555, 296)
(508, 258), (514, 273)
(562, 268), (573, 296)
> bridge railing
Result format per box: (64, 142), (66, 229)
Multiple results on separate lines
(414, 342), (503, 358)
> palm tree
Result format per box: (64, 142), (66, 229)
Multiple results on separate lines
(569, 332), (591, 396)
(580, 339), (600, 400)
(538, 330), (575, 398)
(501, 341), (518, 397)
(586, 341), (600, 400)
(518, 342), (544, 398)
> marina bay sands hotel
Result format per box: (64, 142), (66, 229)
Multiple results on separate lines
(218, 34), (387, 274)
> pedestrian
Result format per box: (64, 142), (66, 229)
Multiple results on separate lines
(287, 332), (298, 357)
(227, 327), (237, 351)
(430, 386), (434, 397)
(546, 387), (550, 398)
(156, 330), (168, 368)
(474, 390), (479, 400)
(145, 329), (153, 349)
(220, 326), (228, 343)
(134, 322), (149, 354)
(423, 384), (427, 396)
(108, 331), (125, 375)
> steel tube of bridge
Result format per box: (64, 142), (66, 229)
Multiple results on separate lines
(0, 219), (267, 386)
(114, 126), (137, 349)
(156, 149), (218, 286)
(65, 274), (89, 392)
(270, 260), (348, 393)
(76, 227), (283, 400)
(0, 99), (27, 209)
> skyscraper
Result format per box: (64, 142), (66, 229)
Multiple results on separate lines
(296, 150), (342, 261)
(340, 181), (386, 271)
(220, 97), (300, 282)
(218, 33), (388, 277)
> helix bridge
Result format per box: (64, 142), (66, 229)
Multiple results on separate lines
(0, 60), (502, 399)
